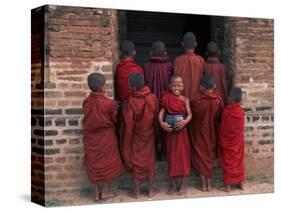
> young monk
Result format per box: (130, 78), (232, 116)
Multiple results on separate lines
(159, 75), (192, 196)
(204, 41), (228, 106)
(82, 73), (124, 201)
(121, 73), (158, 199)
(144, 40), (173, 98)
(219, 87), (245, 192)
(116, 40), (144, 102)
(144, 40), (173, 160)
(189, 74), (224, 192)
(174, 32), (204, 101)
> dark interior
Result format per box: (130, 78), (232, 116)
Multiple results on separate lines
(125, 10), (210, 66)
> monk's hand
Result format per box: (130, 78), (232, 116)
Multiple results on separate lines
(174, 119), (187, 131)
(160, 122), (172, 132)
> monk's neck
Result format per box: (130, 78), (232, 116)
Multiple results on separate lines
(121, 56), (134, 61)
(185, 49), (195, 55)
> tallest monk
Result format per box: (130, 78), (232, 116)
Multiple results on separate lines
(174, 32), (204, 101)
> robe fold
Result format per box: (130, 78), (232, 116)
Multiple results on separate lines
(204, 57), (228, 106)
(121, 86), (157, 180)
(173, 52), (204, 101)
(160, 91), (191, 177)
(82, 92), (124, 183)
(115, 58), (144, 102)
(219, 103), (245, 185)
(189, 90), (224, 177)
(144, 55), (173, 99)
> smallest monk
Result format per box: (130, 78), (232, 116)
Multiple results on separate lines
(219, 87), (245, 192)
(159, 75), (192, 196)
(121, 73), (158, 199)
(82, 73), (124, 201)
(204, 41), (228, 106)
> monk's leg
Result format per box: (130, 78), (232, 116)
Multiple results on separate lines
(128, 178), (140, 199)
(100, 182), (115, 200)
(200, 175), (207, 191)
(177, 176), (187, 196)
(207, 177), (212, 191)
(148, 172), (157, 198)
(94, 184), (100, 201)
(167, 177), (177, 195)
(238, 182), (244, 190)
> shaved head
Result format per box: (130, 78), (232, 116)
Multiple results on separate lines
(87, 73), (105, 92)
(182, 32), (197, 50)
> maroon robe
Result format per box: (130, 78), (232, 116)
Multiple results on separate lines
(189, 90), (224, 177)
(82, 92), (124, 183)
(144, 55), (173, 99)
(121, 86), (158, 180)
(204, 57), (228, 105)
(174, 52), (204, 101)
(219, 103), (245, 185)
(160, 91), (191, 177)
(116, 58), (144, 102)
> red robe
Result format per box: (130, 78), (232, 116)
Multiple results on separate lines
(82, 92), (124, 183)
(144, 55), (173, 99)
(160, 91), (191, 177)
(174, 52), (204, 101)
(219, 103), (245, 185)
(115, 58), (144, 102)
(204, 57), (228, 106)
(121, 86), (157, 180)
(189, 90), (224, 177)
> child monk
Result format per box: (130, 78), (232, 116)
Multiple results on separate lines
(204, 41), (228, 106)
(159, 75), (192, 196)
(144, 40), (173, 98)
(121, 73), (158, 199)
(189, 74), (224, 192)
(116, 40), (144, 102)
(144, 40), (173, 160)
(174, 32), (204, 101)
(82, 73), (124, 201)
(219, 87), (245, 192)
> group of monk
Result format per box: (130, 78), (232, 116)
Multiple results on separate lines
(82, 32), (245, 201)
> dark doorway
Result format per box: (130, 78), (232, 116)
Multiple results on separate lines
(120, 11), (210, 66)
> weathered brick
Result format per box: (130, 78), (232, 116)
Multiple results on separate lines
(62, 129), (82, 136)
(65, 108), (83, 114)
(55, 119), (66, 126)
(56, 139), (67, 145)
(45, 148), (60, 155)
(45, 109), (62, 115)
(64, 91), (87, 97)
(45, 130), (58, 136)
(69, 119), (79, 126)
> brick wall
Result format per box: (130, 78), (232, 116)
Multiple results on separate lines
(31, 6), (274, 206)
(229, 17), (274, 177)
(31, 5), (119, 206)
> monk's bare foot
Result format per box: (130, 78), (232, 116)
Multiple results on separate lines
(100, 192), (115, 201)
(207, 185), (212, 192)
(127, 192), (139, 199)
(166, 187), (176, 195)
(94, 193), (101, 202)
(199, 185), (207, 192)
(238, 182), (244, 190)
(220, 185), (231, 192)
(177, 188), (187, 196)
(148, 190), (157, 198)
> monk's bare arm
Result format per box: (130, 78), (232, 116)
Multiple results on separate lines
(184, 97), (192, 124)
(158, 108), (172, 132)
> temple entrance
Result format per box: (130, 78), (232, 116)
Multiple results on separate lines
(117, 11), (233, 92)
(118, 10), (211, 65)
